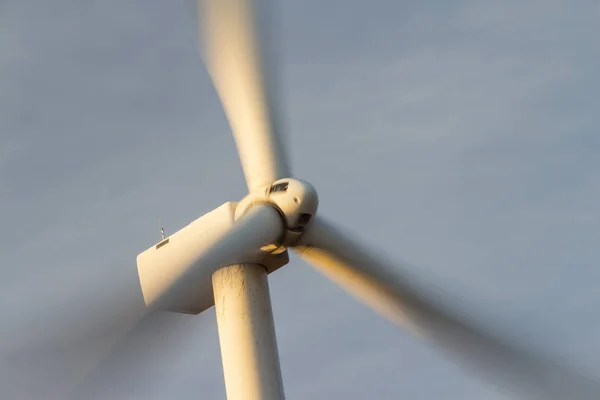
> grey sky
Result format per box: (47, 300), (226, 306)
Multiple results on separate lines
(1, 0), (599, 399)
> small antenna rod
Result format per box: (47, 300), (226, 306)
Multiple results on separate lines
(158, 219), (165, 241)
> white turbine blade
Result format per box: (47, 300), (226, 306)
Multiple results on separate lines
(69, 311), (205, 400)
(198, 0), (290, 191)
(1, 256), (183, 400)
(294, 216), (600, 399)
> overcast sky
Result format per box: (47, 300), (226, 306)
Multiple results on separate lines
(1, 0), (600, 399)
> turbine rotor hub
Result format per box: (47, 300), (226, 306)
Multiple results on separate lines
(234, 178), (319, 249)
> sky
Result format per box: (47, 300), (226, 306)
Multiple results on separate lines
(1, 0), (600, 399)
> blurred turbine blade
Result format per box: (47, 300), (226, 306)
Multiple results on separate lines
(70, 310), (206, 400)
(294, 216), (600, 399)
(1, 205), (284, 399)
(197, 0), (291, 191)
(0, 265), (151, 400)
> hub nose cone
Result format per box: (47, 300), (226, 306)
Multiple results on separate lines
(267, 178), (318, 232)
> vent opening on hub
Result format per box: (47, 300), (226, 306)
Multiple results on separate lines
(269, 182), (289, 193)
(297, 213), (312, 225)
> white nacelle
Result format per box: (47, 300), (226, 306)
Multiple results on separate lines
(235, 178), (319, 247)
(136, 202), (288, 314)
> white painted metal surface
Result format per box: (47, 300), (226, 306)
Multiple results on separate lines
(137, 203), (287, 314)
(213, 264), (285, 400)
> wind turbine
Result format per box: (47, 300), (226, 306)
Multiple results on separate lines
(132, 1), (600, 399)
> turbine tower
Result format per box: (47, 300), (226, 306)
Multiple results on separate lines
(132, 1), (600, 399)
